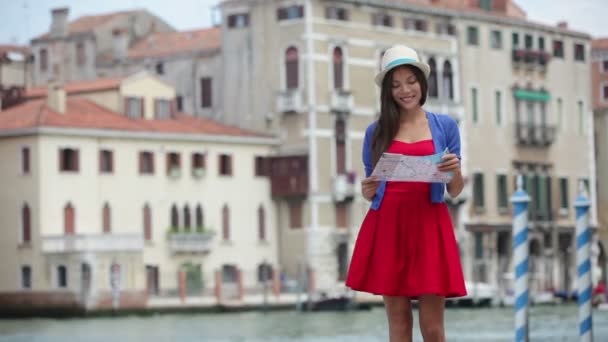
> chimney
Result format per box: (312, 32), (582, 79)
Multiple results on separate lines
(47, 81), (66, 114)
(112, 28), (129, 61)
(50, 8), (69, 38)
(557, 21), (568, 29)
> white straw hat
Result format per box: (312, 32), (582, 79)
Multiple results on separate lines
(374, 45), (430, 87)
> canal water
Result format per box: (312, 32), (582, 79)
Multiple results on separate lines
(1, 304), (607, 341)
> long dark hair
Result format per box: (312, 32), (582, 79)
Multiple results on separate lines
(371, 65), (428, 168)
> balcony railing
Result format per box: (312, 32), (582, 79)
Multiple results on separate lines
(276, 90), (303, 113)
(42, 233), (144, 253)
(168, 231), (215, 254)
(515, 123), (556, 146)
(269, 155), (309, 198)
(332, 172), (356, 203)
(330, 90), (354, 113)
(512, 49), (551, 67)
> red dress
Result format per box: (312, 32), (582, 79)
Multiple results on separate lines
(346, 139), (467, 298)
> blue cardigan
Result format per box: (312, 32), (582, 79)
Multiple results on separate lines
(363, 111), (461, 210)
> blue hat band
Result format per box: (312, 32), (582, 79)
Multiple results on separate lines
(384, 57), (418, 70)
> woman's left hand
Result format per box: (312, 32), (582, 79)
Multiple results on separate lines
(438, 153), (461, 174)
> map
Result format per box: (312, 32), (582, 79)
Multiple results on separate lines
(370, 148), (454, 183)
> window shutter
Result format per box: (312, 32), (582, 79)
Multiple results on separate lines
(74, 150), (79, 172)
(140, 98), (145, 118)
(59, 149), (64, 171)
(166, 154), (171, 175)
(124, 98), (129, 116)
(170, 98), (177, 117)
(99, 150), (103, 172)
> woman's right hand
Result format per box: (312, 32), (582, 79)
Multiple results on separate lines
(361, 176), (380, 201)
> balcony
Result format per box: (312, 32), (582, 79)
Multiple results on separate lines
(269, 155), (309, 198)
(276, 90), (303, 114)
(330, 90), (354, 113)
(515, 123), (556, 146)
(42, 234), (144, 254)
(168, 231), (215, 254)
(332, 173), (356, 203)
(512, 49), (551, 68)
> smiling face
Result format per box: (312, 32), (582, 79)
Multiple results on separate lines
(390, 65), (425, 111)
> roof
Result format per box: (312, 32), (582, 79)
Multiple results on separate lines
(0, 45), (30, 56)
(128, 27), (221, 59)
(592, 38), (608, 50)
(25, 78), (124, 99)
(0, 97), (268, 139)
(33, 10), (140, 40)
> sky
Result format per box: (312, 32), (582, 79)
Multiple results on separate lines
(0, 0), (606, 45)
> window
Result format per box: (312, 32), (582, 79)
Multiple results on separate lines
(553, 40), (564, 58)
(195, 205), (204, 229)
(603, 60), (608, 72)
(22, 204), (31, 243)
(559, 178), (569, 212)
(428, 58), (438, 98)
(76, 42), (85, 66)
(333, 47), (344, 90)
(200, 77), (212, 108)
(22, 147), (30, 174)
(176, 96), (183, 112)
(326, 7), (348, 21)
(59, 148), (79, 172)
(337, 242), (348, 281)
(414, 19), (427, 32)
(166, 152), (181, 176)
(143, 204), (152, 241)
(497, 174), (508, 212)
(289, 200), (303, 229)
(155, 62), (164, 75)
(40, 48), (48, 72)
(184, 205), (191, 230)
(335, 118), (346, 174)
(467, 26), (479, 46)
(490, 30), (502, 49)
(125, 97), (143, 119)
(512, 32), (520, 49)
(538, 36), (545, 51)
(372, 13), (392, 27)
(443, 61), (453, 100)
(192, 153), (205, 176)
(574, 43), (585, 61)
(603, 85), (608, 100)
(258, 205), (266, 241)
(222, 205), (230, 240)
(335, 203), (347, 228)
(524, 34), (533, 49)
(473, 173), (485, 209)
(277, 5), (304, 21)
(154, 99), (171, 119)
(495, 90), (502, 125)
(285, 47), (299, 89)
(471, 88), (479, 123)
(99, 150), (113, 173)
(255, 156), (267, 177)
(170, 204), (179, 228)
(139, 151), (155, 174)
(480, 0), (492, 10)
(219, 154), (233, 176)
(474, 232), (484, 259)
(228, 13), (250, 28)
(557, 98), (563, 130)
(578, 100), (584, 135)
(64, 203), (75, 235)
(21, 266), (32, 289)
(57, 265), (67, 288)
(102, 203), (111, 233)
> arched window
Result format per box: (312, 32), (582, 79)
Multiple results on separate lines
(258, 205), (266, 241)
(183, 205), (191, 231)
(333, 47), (344, 90)
(443, 60), (454, 100)
(64, 203), (75, 235)
(171, 204), (179, 228)
(102, 203), (111, 233)
(428, 58), (438, 98)
(196, 204), (204, 229)
(285, 47), (299, 89)
(22, 204), (31, 243)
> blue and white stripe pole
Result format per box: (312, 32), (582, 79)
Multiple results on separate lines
(575, 181), (593, 342)
(511, 175), (530, 342)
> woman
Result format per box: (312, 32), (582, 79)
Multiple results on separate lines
(345, 45), (467, 342)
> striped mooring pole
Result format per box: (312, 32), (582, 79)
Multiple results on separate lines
(511, 175), (530, 342)
(575, 180), (593, 342)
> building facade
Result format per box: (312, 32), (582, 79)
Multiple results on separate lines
(0, 73), (279, 312)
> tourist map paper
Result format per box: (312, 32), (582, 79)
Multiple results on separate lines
(370, 148), (454, 183)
